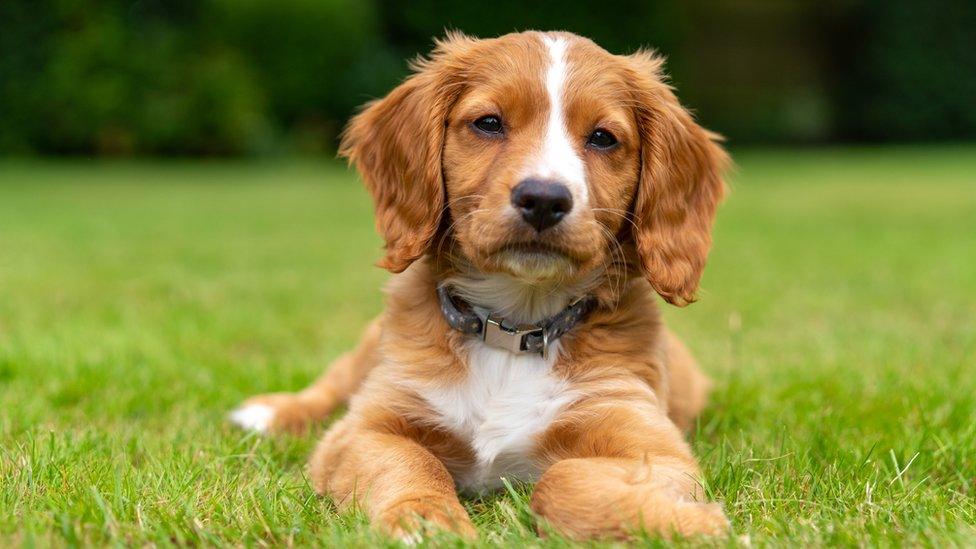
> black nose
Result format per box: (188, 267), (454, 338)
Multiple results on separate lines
(510, 179), (573, 232)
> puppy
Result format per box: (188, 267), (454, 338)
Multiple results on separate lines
(232, 30), (729, 541)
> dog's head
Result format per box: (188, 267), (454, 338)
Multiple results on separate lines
(341, 31), (727, 306)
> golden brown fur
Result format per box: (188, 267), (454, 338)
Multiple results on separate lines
(235, 30), (729, 541)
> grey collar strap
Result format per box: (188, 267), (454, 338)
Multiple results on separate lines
(437, 285), (597, 359)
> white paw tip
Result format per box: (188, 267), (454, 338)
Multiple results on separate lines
(229, 403), (275, 433)
(399, 532), (424, 546)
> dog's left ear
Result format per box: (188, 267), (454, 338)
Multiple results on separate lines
(626, 51), (729, 306)
(340, 32), (475, 273)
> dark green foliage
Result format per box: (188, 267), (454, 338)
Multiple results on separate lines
(0, 0), (974, 155)
(832, 0), (976, 141)
(0, 0), (381, 155)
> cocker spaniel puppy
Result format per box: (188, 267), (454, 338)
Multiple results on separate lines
(232, 30), (729, 541)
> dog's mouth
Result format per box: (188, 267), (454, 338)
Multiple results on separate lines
(488, 240), (580, 280)
(496, 241), (570, 257)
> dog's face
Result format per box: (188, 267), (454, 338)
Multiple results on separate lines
(342, 31), (727, 305)
(441, 34), (640, 282)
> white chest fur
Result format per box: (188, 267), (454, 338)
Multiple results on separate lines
(418, 341), (577, 492)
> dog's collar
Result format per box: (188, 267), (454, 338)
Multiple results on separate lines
(436, 285), (597, 359)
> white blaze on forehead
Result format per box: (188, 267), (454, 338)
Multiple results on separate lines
(525, 35), (587, 205)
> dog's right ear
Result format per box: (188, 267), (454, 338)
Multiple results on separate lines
(339, 32), (476, 273)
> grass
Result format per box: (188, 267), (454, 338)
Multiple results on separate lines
(1, 146), (975, 546)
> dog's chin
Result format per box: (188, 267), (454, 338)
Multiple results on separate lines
(489, 243), (579, 282)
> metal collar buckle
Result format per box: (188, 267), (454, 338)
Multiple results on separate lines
(481, 313), (547, 358)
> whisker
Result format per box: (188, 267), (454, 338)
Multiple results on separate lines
(435, 207), (489, 257)
(591, 218), (628, 311)
(591, 207), (641, 235)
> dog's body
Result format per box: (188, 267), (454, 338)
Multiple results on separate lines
(232, 31), (730, 540)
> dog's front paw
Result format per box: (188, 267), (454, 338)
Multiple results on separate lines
(228, 392), (319, 434)
(376, 497), (477, 543)
(229, 401), (276, 433)
(658, 500), (730, 538)
(531, 459), (730, 541)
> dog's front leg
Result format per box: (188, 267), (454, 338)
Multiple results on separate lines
(531, 401), (729, 540)
(308, 416), (476, 542)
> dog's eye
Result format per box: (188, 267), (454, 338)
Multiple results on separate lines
(472, 115), (504, 135)
(586, 129), (618, 150)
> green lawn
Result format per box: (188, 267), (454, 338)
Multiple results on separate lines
(1, 147), (975, 546)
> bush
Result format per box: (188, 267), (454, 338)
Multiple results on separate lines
(1, 0), (974, 155)
(832, 0), (976, 141)
(0, 0), (387, 155)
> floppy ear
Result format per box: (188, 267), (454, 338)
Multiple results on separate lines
(627, 51), (729, 306)
(339, 33), (474, 272)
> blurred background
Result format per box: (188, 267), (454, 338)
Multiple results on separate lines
(2, 0), (975, 157)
